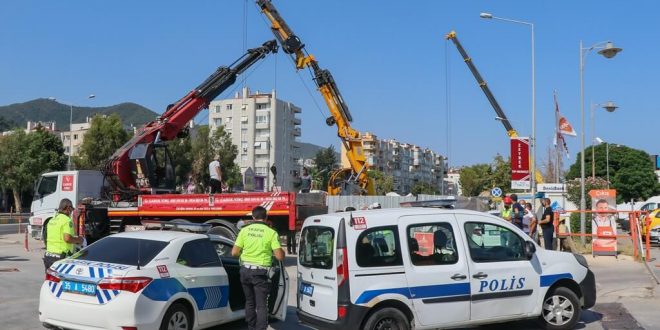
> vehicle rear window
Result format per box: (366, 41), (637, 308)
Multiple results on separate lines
(299, 226), (334, 269)
(71, 237), (169, 267)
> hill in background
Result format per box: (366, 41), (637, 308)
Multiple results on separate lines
(0, 98), (159, 131)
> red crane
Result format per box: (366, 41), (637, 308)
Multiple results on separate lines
(103, 40), (278, 201)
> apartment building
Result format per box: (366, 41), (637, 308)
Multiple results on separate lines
(343, 132), (446, 195)
(60, 118), (93, 157)
(209, 87), (301, 192)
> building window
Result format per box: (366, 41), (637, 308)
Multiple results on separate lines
(226, 104), (233, 110)
(225, 117), (233, 126)
(241, 141), (248, 154)
(213, 118), (222, 127)
(73, 134), (78, 140)
(241, 154), (248, 162)
(241, 116), (248, 123)
(256, 103), (269, 110)
(241, 129), (248, 141)
(256, 114), (269, 124)
(215, 105), (221, 113)
(256, 167), (267, 176)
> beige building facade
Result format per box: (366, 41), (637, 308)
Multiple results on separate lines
(209, 87), (301, 192)
(342, 132), (446, 195)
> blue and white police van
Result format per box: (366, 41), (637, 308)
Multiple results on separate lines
(39, 227), (288, 330)
(296, 208), (596, 330)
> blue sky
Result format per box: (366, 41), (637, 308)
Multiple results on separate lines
(1, 1), (654, 167)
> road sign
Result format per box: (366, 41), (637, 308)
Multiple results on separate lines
(491, 187), (502, 197)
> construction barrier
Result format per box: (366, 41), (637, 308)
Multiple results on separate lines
(553, 210), (650, 260)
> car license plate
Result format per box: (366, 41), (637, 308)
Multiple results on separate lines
(300, 282), (314, 296)
(61, 280), (96, 296)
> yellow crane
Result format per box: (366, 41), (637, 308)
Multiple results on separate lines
(446, 31), (544, 185)
(257, 0), (375, 195)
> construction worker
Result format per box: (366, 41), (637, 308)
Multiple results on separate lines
(43, 198), (84, 271)
(501, 196), (513, 222)
(231, 206), (285, 330)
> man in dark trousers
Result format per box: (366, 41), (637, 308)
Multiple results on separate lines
(539, 198), (555, 250)
(510, 194), (525, 230)
(232, 206), (285, 330)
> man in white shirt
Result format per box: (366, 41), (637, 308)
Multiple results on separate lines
(209, 155), (223, 194)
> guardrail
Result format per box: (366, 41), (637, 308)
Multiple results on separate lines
(0, 213), (30, 224)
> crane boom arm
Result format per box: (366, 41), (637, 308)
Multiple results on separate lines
(445, 31), (517, 137)
(446, 31), (544, 185)
(256, 0), (374, 195)
(104, 40), (278, 195)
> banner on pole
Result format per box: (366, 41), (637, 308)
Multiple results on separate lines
(589, 189), (617, 257)
(510, 137), (530, 190)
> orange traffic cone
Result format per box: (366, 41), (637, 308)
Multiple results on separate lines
(24, 230), (29, 252)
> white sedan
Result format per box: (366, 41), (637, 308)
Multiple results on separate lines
(39, 230), (288, 330)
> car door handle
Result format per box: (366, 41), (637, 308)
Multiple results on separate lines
(183, 275), (196, 282)
(450, 273), (467, 281)
(472, 272), (488, 279)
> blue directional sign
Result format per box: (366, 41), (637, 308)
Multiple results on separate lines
(491, 187), (502, 197)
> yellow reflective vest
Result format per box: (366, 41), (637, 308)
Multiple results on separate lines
(46, 213), (75, 255)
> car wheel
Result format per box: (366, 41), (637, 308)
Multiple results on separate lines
(362, 307), (410, 330)
(160, 303), (192, 330)
(539, 287), (581, 330)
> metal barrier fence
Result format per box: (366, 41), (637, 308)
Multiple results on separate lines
(554, 210), (650, 260)
(0, 213), (30, 224)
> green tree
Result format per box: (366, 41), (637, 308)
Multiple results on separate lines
(368, 169), (394, 195)
(565, 145), (660, 203)
(0, 128), (66, 212)
(76, 114), (130, 170)
(314, 145), (338, 191)
(459, 164), (492, 197)
(565, 177), (609, 209)
(190, 126), (240, 192)
(190, 126), (213, 191)
(411, 181), (438, 195)
(0, 116), (17, 131)
(168, 135), (192, 188)
(210, 126), (240, 191)
(490, 154), (512, 191)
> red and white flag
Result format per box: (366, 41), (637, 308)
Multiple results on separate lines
(554, 92), (572, 159)
(555, 94), (577, 137)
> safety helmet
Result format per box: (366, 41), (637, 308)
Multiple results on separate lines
(503, 196), (513, 205)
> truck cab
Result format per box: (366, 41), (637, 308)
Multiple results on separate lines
(29, 170), (105, 240)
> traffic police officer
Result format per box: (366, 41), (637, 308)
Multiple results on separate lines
(231, 206), (285, 330)
(43, 198), (84, 271)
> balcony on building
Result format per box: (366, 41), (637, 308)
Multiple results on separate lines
(292, 127), (301, 136)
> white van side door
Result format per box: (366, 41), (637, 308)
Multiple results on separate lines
(455, 213), (540, 322)
(398, 214), (470, 328)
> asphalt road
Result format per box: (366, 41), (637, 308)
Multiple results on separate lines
(0, 233), (652, 330)
(0, 223), (26, 236)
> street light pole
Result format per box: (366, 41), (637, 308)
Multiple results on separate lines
(579, 40), (622, 244)
(480, 12), (536, 208)
(49, 95), (96, 170)
(68, 103), (73, 170)
(591, 102), (618, 179)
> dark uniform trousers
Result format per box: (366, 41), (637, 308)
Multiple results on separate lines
(240, 267), (270, 330)
(43, 252), (68, 271)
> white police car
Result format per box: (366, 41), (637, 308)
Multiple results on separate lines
(297, 208), (596, 330)
(39, 230), (288, 330)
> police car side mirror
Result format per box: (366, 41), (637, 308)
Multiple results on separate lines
(524, 241), (536, 260)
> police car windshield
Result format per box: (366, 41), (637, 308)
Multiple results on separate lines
(71, 237), (169, 267)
